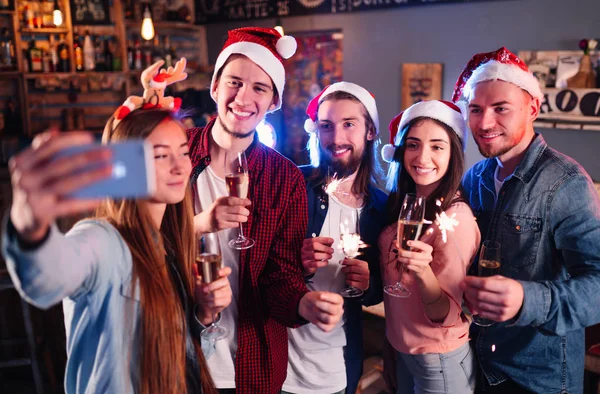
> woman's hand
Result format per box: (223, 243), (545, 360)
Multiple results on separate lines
(10, 130), (112, 243)
(396, 239), (434, 279)
(194, 266), (233, 325)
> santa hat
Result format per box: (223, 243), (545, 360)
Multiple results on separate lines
(150, 72), (169, 89)
(381, 100), (467, 163)
(452, 47), (543, 103)
(211, 27), (297, 111)
(304, 82), (379, 135)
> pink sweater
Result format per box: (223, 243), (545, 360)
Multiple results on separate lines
(379, 201), (480, 355)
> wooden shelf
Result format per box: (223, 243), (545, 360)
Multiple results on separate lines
(0, 9), (15, 15)
(20, 27), (70, 34)
(0, 71), (20, 77)
(24, 71), (127, 79)
(124, 20), (204, 32)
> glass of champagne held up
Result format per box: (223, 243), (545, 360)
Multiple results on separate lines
(339, 209), (364, 299)
(197, 232), (229, 341)
(384, 193), (425, 298)
(472, 240), (501, 327)
(225, 150), (254, 250)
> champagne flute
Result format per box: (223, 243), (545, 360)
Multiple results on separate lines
(197, 232), (229, 341)
(473, 240), (501, 327)
(225, 150), (254, 250)
(384, 193), (425, 298)
(339, 209), (364, 298)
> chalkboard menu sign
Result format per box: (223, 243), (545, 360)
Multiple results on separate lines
(70, 0), (111, 25)
(195, 0), (513, 24)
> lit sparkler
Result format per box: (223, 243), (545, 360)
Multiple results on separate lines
(339, 218), (366, 258)
(324, 172), (350, 197)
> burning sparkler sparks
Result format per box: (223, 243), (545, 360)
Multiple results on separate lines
(324, 172), (350, 197)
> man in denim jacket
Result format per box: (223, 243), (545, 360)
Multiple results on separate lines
(455, 47), (600, 393)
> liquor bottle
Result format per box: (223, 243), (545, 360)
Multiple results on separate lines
(103, 38), (113, 72)
(83, 31), (95, 71)
(164, 36), (172, 68)
(27, 38), (43, 72)
(111, 37), (121, 71)
(143, 39), (152, 68)
(49, 34), (59, 72)
(33, 1), (42, 28)
(152, 35), (162, 64)
(134, 37), (142, 70)
(58, 34), (70, 72)
(24, 5), (35, 29)
(42, 48), (52, 72)
(0, 29), (12, 68)
(126, 39), (134, 70)
(94, 35), (106, 71)
(74, 34), (83, 71)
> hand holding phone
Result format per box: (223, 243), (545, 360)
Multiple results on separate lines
(9, 131), (113, 243)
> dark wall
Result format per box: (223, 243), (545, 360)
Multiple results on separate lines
(205, 0), (600, 180)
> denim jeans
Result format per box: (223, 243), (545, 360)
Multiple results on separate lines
(395, 342), (475, 394)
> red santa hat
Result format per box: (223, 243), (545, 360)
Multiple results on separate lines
(150, 72), (169, 89)
(452, 47), (543, 103)
(381, 100), (467, 163)
(211, 27), (297, 111)
(304, 82), (379, 135)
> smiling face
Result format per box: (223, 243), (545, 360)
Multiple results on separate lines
(145, 119), (192, 204)
(316, 98), (375, 177)
(212, 55), (277, 140)
(402, 119), (452, 198)
(468, 80), (538, 160)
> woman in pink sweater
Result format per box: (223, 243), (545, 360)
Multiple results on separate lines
(379, 100), (481, 394)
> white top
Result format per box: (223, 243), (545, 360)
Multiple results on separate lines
(282, 195), (362, 393)
(493, 161), (514, 203)
(196, 165), (240, 389)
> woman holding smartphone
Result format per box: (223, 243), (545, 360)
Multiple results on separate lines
(379, 100), (480, 394)
(2, 107), (229, 394)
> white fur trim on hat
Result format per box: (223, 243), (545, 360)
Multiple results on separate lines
(150, 80), (167, 89)
(319, 82), (380, 134)
(381, 143), (396, 163)
(211, 41), (285, 112)
(304, 118), (317, 133)
(397, 101), (468, 151)
(276, 36), (297, 59)
(462, 60), (543, 101)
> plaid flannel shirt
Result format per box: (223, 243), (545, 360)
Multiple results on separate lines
(187, 119), (310, 393)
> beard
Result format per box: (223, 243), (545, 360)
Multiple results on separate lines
(475, 128), (517, 158)
(218, 116), (255, 139)
(319, 143), (365, 178)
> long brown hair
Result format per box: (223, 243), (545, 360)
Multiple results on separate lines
(307, 91), (383, 197)
(385, 117), (466, 227)
(99, 109), (216, 394)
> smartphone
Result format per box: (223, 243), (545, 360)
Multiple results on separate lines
(55, 140), (156, 199)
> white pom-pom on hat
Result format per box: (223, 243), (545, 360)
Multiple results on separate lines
(381, 143), (396, 163)
(304, 118), (317, 133)
(276, 36), (297, 59)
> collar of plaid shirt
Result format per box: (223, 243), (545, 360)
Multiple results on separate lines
(187, 119), (310, 393)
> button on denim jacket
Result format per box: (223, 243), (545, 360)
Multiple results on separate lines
(462, 134), (600, 394)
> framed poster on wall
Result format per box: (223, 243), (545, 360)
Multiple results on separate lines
(401, 63), (443, 110)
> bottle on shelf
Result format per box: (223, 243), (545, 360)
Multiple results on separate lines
(24, 5), (35, 29)
(74, 33), (83, 72)
(126, 38), (134, 70)
(143, 39), (152, 68)
(33, 1), (42, 28)
(134, 37), (142, 71)
(111, 37), (121, 71)
(49, 34), (59, 72)
(152, 35), (162, 64)
(94, 35), (106, 71)
(103, 38), (113, 72)
(58, 33), (69, 72)
(0, 29), (13, 69)
(42, 48), (52, 72)
(27, 37), (43, 72)
(164, 36), (172, 68)
(83, 30), (95, 71)
(42, 0), (54, 27)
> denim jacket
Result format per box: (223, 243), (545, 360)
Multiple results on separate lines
(462, 134), (600, 394)
(301, 165), (387, 394)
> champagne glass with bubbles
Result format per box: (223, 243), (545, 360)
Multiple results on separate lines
(384, 193), (425, 298)
(225, 150), (254, 250)
(197, 232), (229, 341)
(472, 240), (501, 327)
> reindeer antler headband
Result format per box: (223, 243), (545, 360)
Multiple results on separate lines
(112, 58), (188, 130)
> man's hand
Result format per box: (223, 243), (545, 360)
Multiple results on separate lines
(298, 291), (343, 332)
(300, 237), (334, 275)
(460, 275), (524, 322)
(194, 196), (251, 234)
(194, 266), (233, 325)
(341, 258), (370, 291)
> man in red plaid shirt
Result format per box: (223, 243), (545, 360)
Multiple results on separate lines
(187, 27), (344, 393)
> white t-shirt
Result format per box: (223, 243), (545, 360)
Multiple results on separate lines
(282, 195), (362, 393)
(195, 165), (240, 389)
